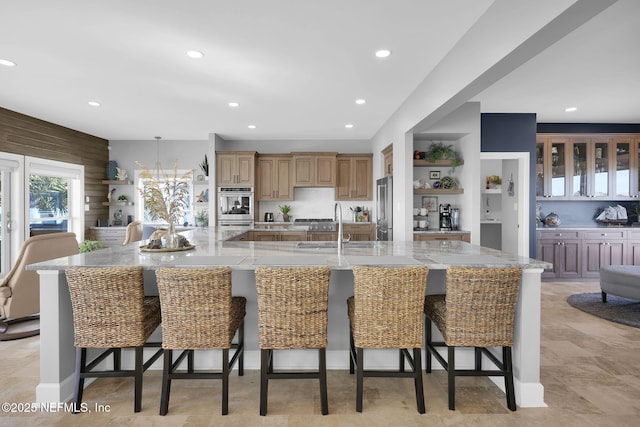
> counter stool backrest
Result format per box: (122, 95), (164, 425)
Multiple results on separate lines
(123, 220), (143, 244)
(351, 265), (428, 349)
(65, 266), (155, 349)
(255, 266), (330, 349)
(155, 267), (238, 349)
(444, 266), (522, 347)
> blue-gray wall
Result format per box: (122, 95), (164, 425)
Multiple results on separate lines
(481, 113), (537, 257)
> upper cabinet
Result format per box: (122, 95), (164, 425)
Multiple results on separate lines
(216, 151), (256, 187)
(382, 144), (393, 177)
(335, 154), (373, 201)
(256, 155), (293, 201)
(292, 153), (336, 187)
(536, 134), (640, 200)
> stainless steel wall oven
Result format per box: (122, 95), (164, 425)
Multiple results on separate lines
(218, 187), (254, 226)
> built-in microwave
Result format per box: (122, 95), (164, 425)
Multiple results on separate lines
(218, 187), (254, 226)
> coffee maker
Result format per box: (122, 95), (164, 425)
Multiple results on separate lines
(439, 204), (452, 231)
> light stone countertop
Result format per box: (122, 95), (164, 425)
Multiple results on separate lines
(29, 227), (551, 271)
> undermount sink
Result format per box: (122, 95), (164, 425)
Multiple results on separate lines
(297, 241), (379, 249)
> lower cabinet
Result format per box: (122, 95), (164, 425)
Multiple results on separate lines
(343, 223), (374, 241)
(536, 228), (638, 279)
(413, 233), (471, 242)
(88, 227), (126, 247)
(537, 232), (581, 279)
(251, 230), (307, 241)
(581, 230), (626, 278)
(307, 231), (337, 241)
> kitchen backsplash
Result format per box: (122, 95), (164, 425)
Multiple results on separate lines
(258, 187), (374, 222)
(538, 200), (640, 226)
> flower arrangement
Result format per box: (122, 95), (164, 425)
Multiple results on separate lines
(136, 160), (193, 226)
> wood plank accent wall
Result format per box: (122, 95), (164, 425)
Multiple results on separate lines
(0, 107), (109, 235)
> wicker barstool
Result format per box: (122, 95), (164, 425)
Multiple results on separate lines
(65, 266), (163, 413)
(254, 266), (331, 416)
(155, 267), (246, 416)
(424, 266), (522, 411)
(347, 265), (429, 413)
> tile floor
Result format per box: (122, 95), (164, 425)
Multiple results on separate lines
(1, 281), (640, 426)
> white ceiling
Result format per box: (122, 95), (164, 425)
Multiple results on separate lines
(0, 1), (637, 143)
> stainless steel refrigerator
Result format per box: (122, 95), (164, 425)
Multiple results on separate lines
(376, 176), (392, 241)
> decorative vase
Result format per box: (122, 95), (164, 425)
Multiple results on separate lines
(107, 160), (118, 180)
(283, 214), (290, 222)
(163, 223), (179, 249)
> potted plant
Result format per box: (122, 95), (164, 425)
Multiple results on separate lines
(423, 142), (463, 169)
(195, 209), (208, 228)
(199, 154), (209, 177)
(117, 194), (128, 202)
(279, 204), (292, 222)
(79, 240), (103, 253)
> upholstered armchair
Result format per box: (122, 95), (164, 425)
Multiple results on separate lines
(0, 232), (79, 340)
(123, 220), (143, 244)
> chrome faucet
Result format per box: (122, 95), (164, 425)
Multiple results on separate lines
(335, 202), (344, 253)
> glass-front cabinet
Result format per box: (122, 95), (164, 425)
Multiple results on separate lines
(536, 136), (569, 199)
(569, 136), (609, 199)
(536, 134), (640, 201)
(611, 136), (640, 199)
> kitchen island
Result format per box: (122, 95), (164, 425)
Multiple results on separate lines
(31, 228), (550, 408)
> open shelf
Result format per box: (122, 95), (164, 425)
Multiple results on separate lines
(102, 201), (134, 206)
(102, 180), (133, 185)
(413, 188), (464, 195)
(413, 159), (464, 167)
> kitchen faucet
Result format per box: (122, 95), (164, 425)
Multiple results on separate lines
(335, 202), (344, 253)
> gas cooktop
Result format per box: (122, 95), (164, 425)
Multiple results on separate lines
(294, 218), (336, 231)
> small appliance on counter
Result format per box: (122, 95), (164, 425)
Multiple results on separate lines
(264, 212), (274, 222)
(439, 204), (452, 231)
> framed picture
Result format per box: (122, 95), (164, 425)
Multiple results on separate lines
(422, 196), (438, 212)
(429, 171), (441, 179)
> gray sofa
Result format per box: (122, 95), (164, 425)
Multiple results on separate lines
(600, 265), (640, 302)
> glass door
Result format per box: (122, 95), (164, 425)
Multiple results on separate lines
(28, 175), (69, 236)
(0, 169), (10, 276)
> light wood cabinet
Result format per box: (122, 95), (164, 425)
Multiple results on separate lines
(335, 154), (372, 201)
(343, 223), (374, 241)
(251, 230), (307, 241)
(413, 233), (470, 243)
(216, 151), (256, 187)
(256, 155), (293, 201)
(307, 231), (337, 241)
(292, 153), (336, 187)
(382, 144), (393, 177)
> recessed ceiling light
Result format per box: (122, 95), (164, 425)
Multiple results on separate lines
(228, 102), (239, 108)
(88, 101), (101, 107)
(0, 59), (16, 67)
(375, 49), (391, 58)
(186, 50), (204, 59)
(248, 125), (256, 129)
(355, 99), (366, 105)
(565, 107), (577, 112)
(345, 124), (354, 129)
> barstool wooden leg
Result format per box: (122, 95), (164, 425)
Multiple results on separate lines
(448, 346), (456, 410)
(504, 347), (516, 411)
(160, 350), (172, 416)
(319, 348), (328, 415)
(134, 347), (143, 412)
(73, 347), (86, 413)
(222, 348), (229, 415)
(425, 317), (432, 373)
(475, 347), (482, 371)
(238, 320), (245, 376)
(113, 348), (121, 371)
(349, 330), (355, 374)
(188, 350), (194, 373)
(260, 349), (269, 416)
(413, 347), (426, 414)
(356, 347), (364, 412)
